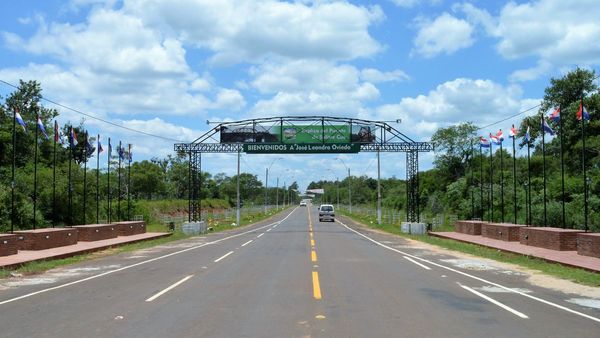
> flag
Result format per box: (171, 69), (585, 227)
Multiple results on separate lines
(85, 133), (94, 154)
(108, 138), (112, 156)
(36, 116), (49, 139)
(542, 117), (554, 135)
(496, 129), (504, 142)
(548, 107), (560, 122)
(117, 143), (125, 161)
(577, 103), (590, 121)
(69, 127), (78, 148)
(53, 121), (63, 143)
(15, 109), (28, 132)
(479, 136), (490, 148)
(128, 145), (133, 163)
(97, 136), (104, 154)
(524, 126), (531, 143)
(509, 124), (518, 138)
(489, 133), (501, 145)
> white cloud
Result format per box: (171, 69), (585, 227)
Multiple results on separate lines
(248, 60), (380, 116)
(360, 68), (410, 83)
(123, 0), (384, 64)
(456, 1), (600, 81)
(509, 60), (552, 82)
(412, 13), (474, 58)
(213, 89), (246, 111)
(361, 78), (536, 139)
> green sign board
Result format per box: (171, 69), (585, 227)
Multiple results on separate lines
(277, 125), (350, 144)
(243, 143), (361, 154)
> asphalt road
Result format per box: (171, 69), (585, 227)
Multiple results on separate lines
(0, 205), (599, 337)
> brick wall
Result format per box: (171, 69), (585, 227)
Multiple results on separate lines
(115, 221), (146, 236)
(454, 220), (483, 235)
(73, 224), (118, 241)
(481, 223), (523, 241)
(0, 234), (18, 256)
(14, 228), (79, 250)
(577, 233), (600, 258)
(520, 227), (583, 251)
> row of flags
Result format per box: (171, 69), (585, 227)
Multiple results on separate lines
(14, 108), (132, 163)
(479, 103), (591, 147)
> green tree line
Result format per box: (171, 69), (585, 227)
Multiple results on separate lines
(0, 81), (297, 232)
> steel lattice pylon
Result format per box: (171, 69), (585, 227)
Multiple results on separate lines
(406, 151), (420, 222)
(188, 152), (201, 221)
(175, 116), (433, 223)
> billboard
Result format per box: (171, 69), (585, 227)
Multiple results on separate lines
(220, 124), (376, 144)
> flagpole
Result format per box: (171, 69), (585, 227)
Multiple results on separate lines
(499, 136), (504, 223)
(118, 140), (122, 222)
(68, 128), (73, 226)
(107, 138), (111, 224)
(580, 98), (589, 232)
(11, 108), (18, 233)
(480, 145), (484, 220)
(96, 134), (100, 224)
(512, 128), (517, 224)
(558, 106), (566, 228)
(470, 139), (474, 219)
(52, 122), (57, 227)
(127, 143), (131, 221)
(527, 133), (531, 226)
(489, 141), (493, 222)
(83, 131), (88, 225)
(33, 113), (39, 230)
(541, 115), (547, 227)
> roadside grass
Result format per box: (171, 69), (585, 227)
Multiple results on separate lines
(340, 210), (600, 287)
(0, 208), (287, 280)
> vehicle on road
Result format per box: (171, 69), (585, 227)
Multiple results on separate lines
(300, 201), (307, 206)
(318, 204), (335, 222)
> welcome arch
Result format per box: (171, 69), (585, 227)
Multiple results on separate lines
(174, 116), (434, 223)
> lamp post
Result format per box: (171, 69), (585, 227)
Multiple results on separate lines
(265, 157), (282, 214)
(336, 158), (352, 213)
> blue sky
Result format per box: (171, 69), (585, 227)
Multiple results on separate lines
(1, 0), (598, 190)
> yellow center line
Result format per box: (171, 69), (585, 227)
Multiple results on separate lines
(312, 271), (322, 300)
(308, 206), (322, 300)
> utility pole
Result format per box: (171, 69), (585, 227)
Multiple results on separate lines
(377, 148), (382, 225)
(236, 149), (241, 226)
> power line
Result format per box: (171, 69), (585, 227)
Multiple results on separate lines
(0, 79), (191, 143)
(476, 72), (600, 132)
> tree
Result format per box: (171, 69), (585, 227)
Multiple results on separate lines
(430, 122), (478, 181)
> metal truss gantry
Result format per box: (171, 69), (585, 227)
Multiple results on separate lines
(174, 116), (433, 223)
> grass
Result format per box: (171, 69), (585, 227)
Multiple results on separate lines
(0, 208), (286, 279)
(340, 210), (600, 287)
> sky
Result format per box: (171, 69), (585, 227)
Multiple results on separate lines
(1, 0), (599, 191)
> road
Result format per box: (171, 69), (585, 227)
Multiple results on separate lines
(0, 205), (599, 337)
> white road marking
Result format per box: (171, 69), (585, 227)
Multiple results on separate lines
(241, 240), (253, 247)
(336, 219), (600, 324)
(145, 275), (194, 302)
(214, 251), (234, 263)
(257, 233), (265, 238)
(0, 207), (299, 306)
(266, 228), (272, 232)
(458, 283), (528, 319)
(403, 256), (431, 270)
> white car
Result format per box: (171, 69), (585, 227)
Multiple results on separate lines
(318, 204), (335, 222)
(300, 201), (307, 207)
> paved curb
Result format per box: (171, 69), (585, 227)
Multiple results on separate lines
(0, 233), (171, 270)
